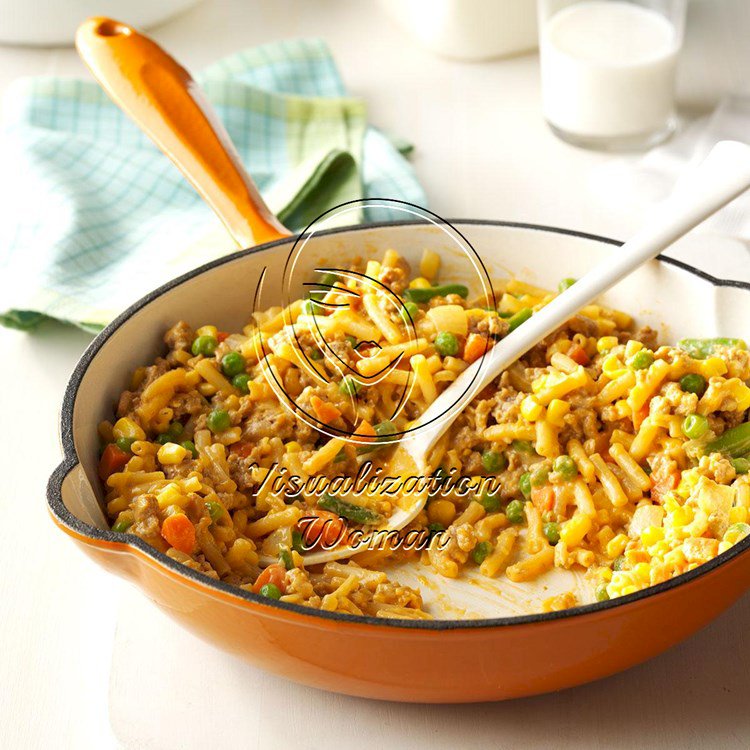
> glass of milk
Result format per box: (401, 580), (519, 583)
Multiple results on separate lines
(538, 0), (686, 150)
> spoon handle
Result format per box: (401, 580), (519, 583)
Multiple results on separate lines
(75, 17), (290, 248)
(408, 140), (750, 461)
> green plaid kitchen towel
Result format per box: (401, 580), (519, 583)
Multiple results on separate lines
(0, 38), (426, 333)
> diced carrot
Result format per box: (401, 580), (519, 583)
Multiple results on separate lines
(252, 563), (287, 594)
(98, 443), (130, 481)
(633, 403), (650, 431)
(310, 395), (341, 424)
(568, 344), (590, 366)
(531, 485), (555, 512)
(161, 513), (196, 554)
(230, 442), (254, 458)
(299, 510), (347, 548)
(353, 420), (377, 442)
(463, 333), (491, 364)
(217, 331), (229, 343)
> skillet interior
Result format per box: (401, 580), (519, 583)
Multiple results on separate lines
(49, 220), (750, 627)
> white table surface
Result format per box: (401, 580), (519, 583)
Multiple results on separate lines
(1, 1), (749, 748)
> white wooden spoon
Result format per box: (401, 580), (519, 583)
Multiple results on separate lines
(287, 140), (750, 566)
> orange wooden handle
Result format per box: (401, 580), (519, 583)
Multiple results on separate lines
(75, 17), (290, 248)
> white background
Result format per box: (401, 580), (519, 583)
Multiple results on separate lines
(1, 1), (749, 748)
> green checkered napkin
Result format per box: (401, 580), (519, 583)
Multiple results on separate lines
(0, 38), (426, 333)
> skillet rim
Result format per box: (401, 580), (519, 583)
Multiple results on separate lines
(47, 218), (750, 631)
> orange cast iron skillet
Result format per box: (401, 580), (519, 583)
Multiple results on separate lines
(46, 18), (750, 703)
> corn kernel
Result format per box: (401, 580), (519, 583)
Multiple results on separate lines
(157, 442), (189, 465)
(285, 441), (302, 453)
(599, 567), (613, 582)
(547, 399), (570, 427)
(520, 395), (544, 422)
(113, 417), (146, 441)
(641, 525), (665, 547)
(181, 476), (202, 493)
(409, 277), (431, 289)
(597, 336), (619, 354)
(601, 353), (627, 379)
(633, 562), (651, 583)
(156, 483), (187, 509)
(698, 357), (728, 378)
(428, 499), (457, 527)
(606, 533), (629, 559)
(670, 506), (694, 527)
(560, 513), (593, 547)
(420, 249), (441, 281)
(196, 325), (218, 338)
(624, 339), (644, 358)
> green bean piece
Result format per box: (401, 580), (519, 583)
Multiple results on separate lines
(512, 439), (535, 454)
(205, 500), (225, 523)
(705, 422), (750, 458)
(292, 530), (306, 555)
(112, 516), (133, 534)
(507, 307), (533, 333)
(731, 457), (750, 475)
(309, 348), (324, 361)
(339, 376), (362, 397)
(403, 284), (469, 303)
(595, 583), (610, 602)
(356, 420), (397, 455)
(181, 440), (198, 459)
(279, 548), (294, 570)
(472, 541), (492, 565)
(677, 338), (747, 360)
(318, 494), (382, 525)
(558, 278), (576, 292)
(310, 272), (339, 301)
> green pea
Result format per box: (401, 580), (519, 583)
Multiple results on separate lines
(279, 548), (294, 570)
(507, 307), (532, 333)
(682, 413), (709, 440)
(434, 331), (459, 357)
(344, 335), (358, 348)
(310, 272), (339, 300)
(400, 301), (420, 325)
(731, 457), (750, 475)
(512, 440), (535, 454)
(595, 583), (610, 602)
(302, 299), (324, 315)
(481, 450), (508, 473)
(166, 421), (183, 439)
(543, 521), (560, 544)
(207, 409), (231, 433)
(115, 436), (135, 454)
(191, 335), (217, 357)
(259, 583), (282, 600)
(155, 433), (172, 445)
(232, 373), (251, 394)
(427, 522), (446, 535)
(339, 376), (362, 397)
(472, 541), (492, 565)
(613, 556), (626, 571)
(181, 440), (198, 459)
(205, 500), (225, 523)
(679, 373), (707, 396)
(519, 472), (532, 500)
(558, 278), (576, 292)
(553, 454), (578, 481)
(506, 499), (525, 524)
(309, 348), (324, 361)
(630, 350), (654, 371)
(112, 517), (133, 533)
(479, 491), (501, 513)
(530, 465), (550, 488)
(221, 351), (246, 377)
